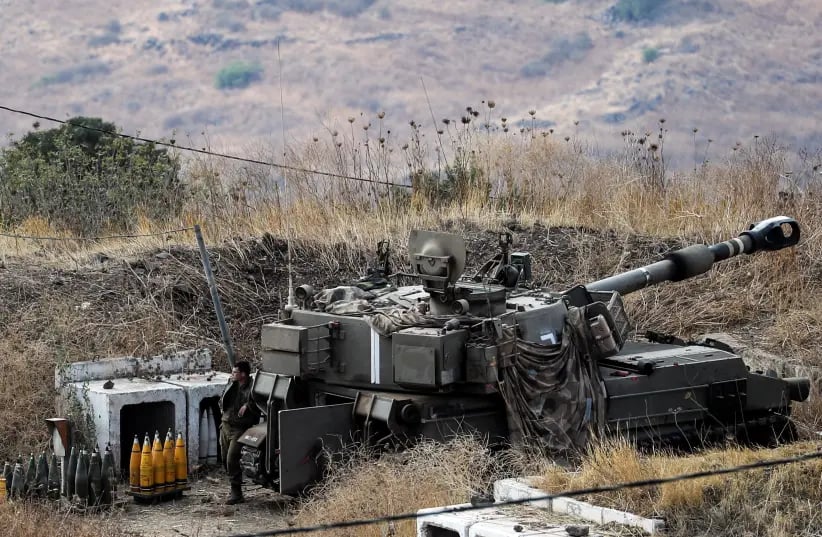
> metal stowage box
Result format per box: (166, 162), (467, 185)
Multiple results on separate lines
(261, 322), (308, 376)
(391, 327), (468, 387)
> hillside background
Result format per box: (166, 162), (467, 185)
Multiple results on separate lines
(0, 0), (820, 164)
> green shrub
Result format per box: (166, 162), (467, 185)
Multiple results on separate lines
(0, 118), (185, 234)
(215, 61), (263, 90)
(642, 46), (660, 63)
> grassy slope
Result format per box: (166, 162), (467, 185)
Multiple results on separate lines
(0, 130), (820, 535)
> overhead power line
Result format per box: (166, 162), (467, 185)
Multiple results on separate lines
(0, 104), (412, 189)
(226, 448), (822, 537)
(0, 226), (195, 242)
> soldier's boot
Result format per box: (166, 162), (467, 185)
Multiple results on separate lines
(226, 484), (244, 505)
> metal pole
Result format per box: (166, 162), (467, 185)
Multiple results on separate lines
(194, 224), (236, 369)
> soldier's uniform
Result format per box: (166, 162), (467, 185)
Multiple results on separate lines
(219, 378), (258, 503)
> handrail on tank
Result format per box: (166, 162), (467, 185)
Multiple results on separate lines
(584, 216), (800, 296)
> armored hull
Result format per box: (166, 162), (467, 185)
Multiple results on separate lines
(233, 217), (809, 494)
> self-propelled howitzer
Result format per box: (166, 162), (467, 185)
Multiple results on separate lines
(236, 216), (810, 494)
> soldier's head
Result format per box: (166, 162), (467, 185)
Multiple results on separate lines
(232, 361), (252, 384)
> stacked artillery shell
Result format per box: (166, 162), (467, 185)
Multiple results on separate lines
(101, 443), (116, 504)
(11, 458), (24, 499)
(199, 409), (209, 464)
(47, 453), (60, 499)
(152, 431), (165, 492)
(206, 408), (218, 465)
(35, 452), (49, 497)
(128, 430), (189, 500)
(24, 454), (36, 496)
(164, 430), (175, 490)
(66, 446), (78, 499)
(139, 433), (153, 493)
(74, 449), (89, 504)
(129, 435), (141, 492)
(89, 448), (103, 506)
(174, 432), (188, 490)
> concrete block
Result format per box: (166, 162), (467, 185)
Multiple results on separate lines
(164, 372), (232, 466)
(493, 477), (665, 535)
(56, 356), (139, 388)
(62, 378), (186, 474)
(135, 349), (213, 377)
(493, 478), (551, 509)
(417, 505), (506, 537)
(55, 349), (214, 389)
(469, 519), (568, 537)
(551, 497), (603, 524)
(600, 505), (665, 534)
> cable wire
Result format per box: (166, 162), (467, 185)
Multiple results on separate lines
(0, 104), (412, 189)
(0, 226), (194, 242)
(226, 448), (822, 537)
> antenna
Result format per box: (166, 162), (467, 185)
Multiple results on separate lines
(278, 39), (295, 307)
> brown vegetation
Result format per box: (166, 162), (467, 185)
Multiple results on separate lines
(295, 437), (502, 537)
(0, 500), (118, 536)
(536, 438), (822, 536)
(0, 123), (820, 536)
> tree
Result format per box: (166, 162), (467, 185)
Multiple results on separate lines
(0, 118), (185, 234)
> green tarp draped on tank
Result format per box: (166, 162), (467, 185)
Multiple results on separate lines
(500, 305), (606, 453)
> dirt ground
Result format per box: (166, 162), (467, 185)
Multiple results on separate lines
(116, 469), (295, 537)
(112, 471), (642, 537)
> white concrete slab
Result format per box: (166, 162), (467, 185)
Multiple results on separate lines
(56, 349), (214, 388)
(164, 372), (232, 466)
(469, 519), (569, 537)
(135, 349), (214, 378)
(62, 378), (186, 471)
(493, 477), (665, 535)
(493, 478), (551, 509)
(417, 505), (506, 537)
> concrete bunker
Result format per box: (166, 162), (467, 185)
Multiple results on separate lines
(56, 349), (231, 475)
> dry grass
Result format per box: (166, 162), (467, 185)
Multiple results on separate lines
(294, 437), (502, 537)
(535, 438), (822, 537)
(0, 501), (118, 537)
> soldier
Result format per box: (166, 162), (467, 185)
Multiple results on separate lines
(219, 360), (258, 505)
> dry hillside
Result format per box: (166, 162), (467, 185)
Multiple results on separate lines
(0, 0), (820, 159)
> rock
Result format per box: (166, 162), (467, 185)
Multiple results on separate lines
(470, 492), (495, 506)
(565, 525), (589, 537)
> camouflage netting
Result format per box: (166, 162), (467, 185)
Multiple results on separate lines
(500, 305), (606, 453)
(313, 285), (448, 335)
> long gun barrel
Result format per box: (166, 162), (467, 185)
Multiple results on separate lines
(585, 216), (800, 295)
